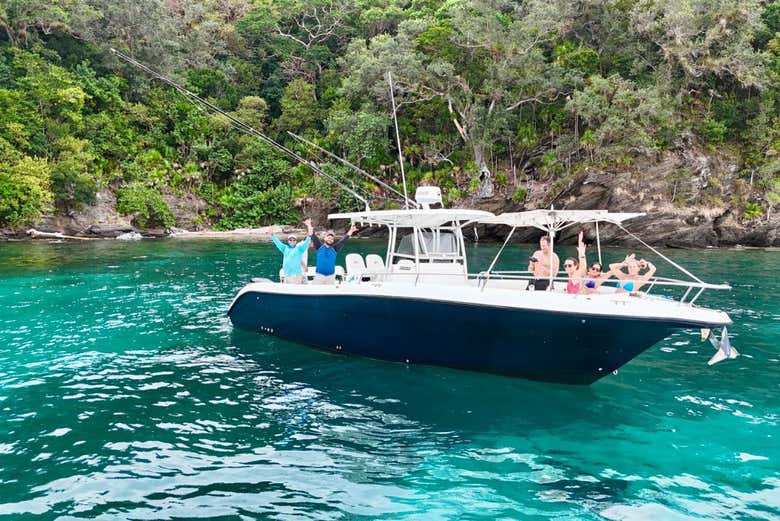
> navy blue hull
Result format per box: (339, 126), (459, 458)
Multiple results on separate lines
(228, 290), (693, 384)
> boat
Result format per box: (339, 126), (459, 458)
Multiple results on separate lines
(109, 51), (737, 384)
(227, 187), (736, 384)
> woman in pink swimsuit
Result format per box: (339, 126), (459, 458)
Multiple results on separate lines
(563, 231), (588, 294)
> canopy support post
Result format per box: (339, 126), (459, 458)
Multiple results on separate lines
(483, 226), (517, 287)
(596, 221), (603, 265)
(548, 229), (555, 289)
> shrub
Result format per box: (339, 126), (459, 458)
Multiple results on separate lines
(51, 137), (98, 207)
(0, 156), (54, 226)
(701, 118), (727, 144)
(216, 183), (299, 229)
(767, 191), (780, 208)
(743, 202), (764, 220)
(116, 182), (175, 228)
(446, 187), (465, 202)
(512, 188), (528, 203)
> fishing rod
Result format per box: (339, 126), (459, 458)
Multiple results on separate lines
(109, 48), (371, 211)
(287, 132), (419, 208)
(387, 70), (410, 209)
(284, 132), (407, 206)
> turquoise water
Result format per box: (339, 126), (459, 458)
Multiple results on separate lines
(0, 238), (778, 520)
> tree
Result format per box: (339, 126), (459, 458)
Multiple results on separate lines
(325, 99), (389, 166)
(0, 0), (98, 46)
(273, 79), (320, 136)
(233, 95), (268, 132)
(342, 0), (575, 197)
(631, 0), (769, 92)
(168, 0), (252, 68)
(240, 0), (357, 82)
(82, 0), (180, 71)
(566, 74), (674, 160)
(50, 136), (98, 208)
(1, 48), (89, 156)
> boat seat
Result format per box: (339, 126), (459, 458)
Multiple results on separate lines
(303, 266), (345, 282)
(345, 253), (369, 283)
(365, 254), (385, 281)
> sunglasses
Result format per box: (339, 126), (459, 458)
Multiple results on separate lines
(564, 263), (574, 268)
(589, 265), (601, 271)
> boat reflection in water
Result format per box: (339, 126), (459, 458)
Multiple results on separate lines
(228, 187), (735, 385)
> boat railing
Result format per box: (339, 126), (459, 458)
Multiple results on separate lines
(472, 270), (730, 305)
(338, 267), (729, 305)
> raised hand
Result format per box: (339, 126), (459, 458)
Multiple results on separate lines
(577, 231), (586, 256)
(348, 223), (359, 236)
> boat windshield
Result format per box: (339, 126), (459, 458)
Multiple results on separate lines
(396, 230), (459, 261)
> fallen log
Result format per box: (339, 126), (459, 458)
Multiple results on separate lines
(26, 228), (97, 241)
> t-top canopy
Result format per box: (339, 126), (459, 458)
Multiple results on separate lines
(481, 210), (644, 232)
(329, 208), (494, 228)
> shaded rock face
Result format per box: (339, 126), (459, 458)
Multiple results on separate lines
(28, 189), (211, 238)
(163, 190), (209, 230)
(37, 189), (135, 238)
(473, 149), (779, 247)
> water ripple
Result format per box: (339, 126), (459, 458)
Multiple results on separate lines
(0, 240), (777, 519)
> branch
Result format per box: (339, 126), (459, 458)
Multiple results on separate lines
(448, 98), (468, 142)
(506, 89), (562, 112)
(276, 1), (347, 49)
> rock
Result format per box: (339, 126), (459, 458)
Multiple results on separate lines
(116, 232), (143, 241)
(85, 224), (137, 238)
(162, 190), (209, 230)
(33, 189), (134, 238)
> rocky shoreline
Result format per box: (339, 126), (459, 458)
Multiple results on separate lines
(2, 149), (778, 247)
(4, 210), (778, 248)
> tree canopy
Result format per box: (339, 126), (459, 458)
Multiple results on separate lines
(0, 0), (778, 228)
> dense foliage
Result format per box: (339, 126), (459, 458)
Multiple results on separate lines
(1, 0), (779, 228)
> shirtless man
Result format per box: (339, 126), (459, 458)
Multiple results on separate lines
(528, 235), (560, 291)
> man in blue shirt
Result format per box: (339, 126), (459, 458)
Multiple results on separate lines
(310, 223), (358, 284)
(271, 218), (314, 283)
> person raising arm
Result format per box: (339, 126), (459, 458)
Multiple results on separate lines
(563, 231), (588, 294)
(271, 218), (314, 284)
(608, 253), (656, 293)
(310, 223), (359, 285)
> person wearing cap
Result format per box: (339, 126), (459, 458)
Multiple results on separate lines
(310, 223), (359, 284)
(271, 218), (314, 284)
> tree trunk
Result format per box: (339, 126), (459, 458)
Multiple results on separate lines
(473, 143), (494, 198)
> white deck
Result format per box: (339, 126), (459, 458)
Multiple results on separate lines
(232, 277), (731, 328)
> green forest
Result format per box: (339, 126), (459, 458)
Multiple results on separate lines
(1, 0), (779, 231)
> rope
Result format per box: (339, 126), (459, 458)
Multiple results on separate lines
(616, 223), (704, 284)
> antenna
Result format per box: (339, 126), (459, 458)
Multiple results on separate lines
(387, 70), (410, 209)
(109, 48), (371, 211)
